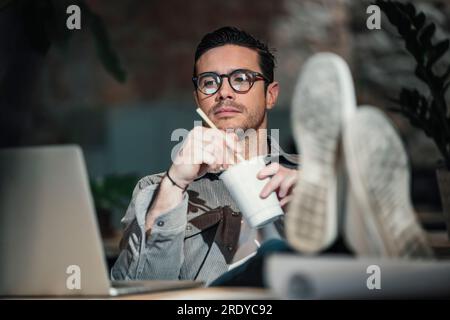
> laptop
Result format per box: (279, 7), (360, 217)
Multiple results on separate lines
(265, 254), (450, 299)
(0, 145), (202, 297)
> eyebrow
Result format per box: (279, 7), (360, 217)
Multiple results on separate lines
(198, 68), (248, 75)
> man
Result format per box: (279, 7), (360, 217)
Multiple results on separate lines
(112, 26), (434, 289)
(111, 26), (300, 285)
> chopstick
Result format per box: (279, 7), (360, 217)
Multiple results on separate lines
(196, 108), (245, 162)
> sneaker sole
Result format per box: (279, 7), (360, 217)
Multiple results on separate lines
(343, 106), (434, 258)
(286, 53), (356, 253)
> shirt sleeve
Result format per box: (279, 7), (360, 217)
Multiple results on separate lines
(110, 177), (189, 281)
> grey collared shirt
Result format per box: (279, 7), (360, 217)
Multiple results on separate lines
(111, 150), (299, 286)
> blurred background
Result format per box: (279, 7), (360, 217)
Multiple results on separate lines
(1, 0), (450, 261)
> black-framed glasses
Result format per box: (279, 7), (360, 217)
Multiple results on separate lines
(192, 69), (270, 95)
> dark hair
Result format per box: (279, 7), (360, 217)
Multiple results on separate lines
(193, 26), (276, 87)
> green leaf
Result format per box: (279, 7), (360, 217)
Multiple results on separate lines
(405, 36), (422, 61)
(444, 81), (450, 94)
(378, 1), (450, 165)
(414, 65), (427, 83)
(90, 174), (139, 212)
(419, 23), (436, 49)
(428, 40), (450, 67)
(81, 2), (127, 83)
(397, 88), (431, 125)
(403, 3), (416, 18)
(442, 65), (450, 82)
(377, 1), (404, 32)
(413, 12), (426, 30)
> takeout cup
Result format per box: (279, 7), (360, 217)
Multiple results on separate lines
(220, 156), (284, 229)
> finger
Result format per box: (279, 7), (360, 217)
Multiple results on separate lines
(280, 195), (293, 208)
(203, 155), (216, 166)
(222, 137), (240, 167)
(189, 126), (208, 143)
(206, 128), (242, 154)
(191, 142), (215, 165)
(206, 134), (238, 167)
(257, 162), (280, 179)
(203, 143), (223, 167)
(190, 127), (219, 146)
(192, 150), (215, 166)
(191, 137), (221, 164)
(210, 138), (226, 166)
(207, 164), (221, 173)
(193, 129), (239, 166)
(278, 174), (298, 198)
(184, 128), (239, 171)
(224, 131), (242, 153)
(200, 149), (216, 165)
(183, 129), (223, 166)
(260, 173), (285, 199)
(202, 140), (228, 171)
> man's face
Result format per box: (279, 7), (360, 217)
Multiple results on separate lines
(194, 45), (278, 131)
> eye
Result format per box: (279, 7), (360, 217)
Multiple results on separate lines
(201, 78), (217, 88)
(233, 73), (249, 83)
(204, 80), (215, 87)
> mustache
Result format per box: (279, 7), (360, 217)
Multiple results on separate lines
(211, 101), (246, 114)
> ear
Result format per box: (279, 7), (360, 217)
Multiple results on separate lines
(193, 90), (200, 107)
(265, 81), (279, 111)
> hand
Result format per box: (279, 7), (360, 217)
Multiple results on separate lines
(257, 162), (299, 210)
(146, 126), (241, 232)
(169, 126), (241, 188)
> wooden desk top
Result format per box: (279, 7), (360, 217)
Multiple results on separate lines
(116, 287), (277, 300)
(2, 287), (277, 300)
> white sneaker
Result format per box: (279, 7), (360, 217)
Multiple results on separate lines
(286, 53), (356, 253)
(343, 106), (434, 258)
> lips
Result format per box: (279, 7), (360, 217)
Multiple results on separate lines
(214, 106), (242, 117)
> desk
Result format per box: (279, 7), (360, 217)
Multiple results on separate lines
(3, 287), (276, 300)
(116, 287), (277, 300)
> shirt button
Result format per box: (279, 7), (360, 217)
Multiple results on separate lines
(231, 211), (240, 217)
(227, 245), (233, 251)
(186, 225), (192, 231)
(156, 220), (165, 227)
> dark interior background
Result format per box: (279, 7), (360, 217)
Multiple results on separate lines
(1, 0), (449, 263)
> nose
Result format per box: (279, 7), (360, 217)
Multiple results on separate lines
(216, 77), (235, 101)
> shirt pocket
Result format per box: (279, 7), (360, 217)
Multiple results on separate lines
(184, 207), (223, 239)
(184, 206), (242, 264)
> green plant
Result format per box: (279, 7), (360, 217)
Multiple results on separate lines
(376, 0), (450, 169)
(0, 0), (126, 83)
(90, 174), (139, 215)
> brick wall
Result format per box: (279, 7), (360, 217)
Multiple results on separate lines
(39, 0), (286, 108)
